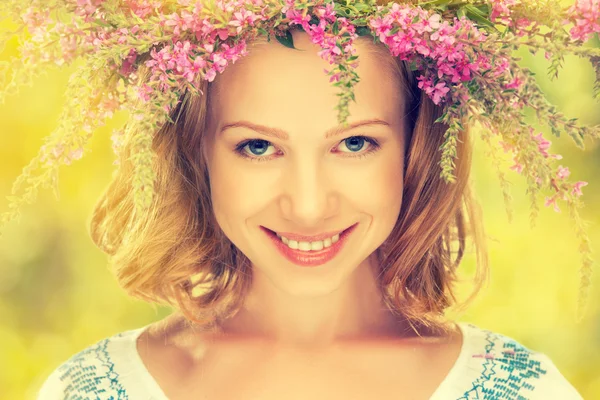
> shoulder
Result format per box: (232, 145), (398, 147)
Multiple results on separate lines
(37, 326), (145, 400)
(457, 322), (583, 400)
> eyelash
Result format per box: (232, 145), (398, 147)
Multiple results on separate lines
(234, 136), (381, 163)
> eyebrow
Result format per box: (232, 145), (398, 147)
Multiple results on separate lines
(219, 118), (390, 140)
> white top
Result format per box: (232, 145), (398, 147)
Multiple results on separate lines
(37, 322), (584, 399)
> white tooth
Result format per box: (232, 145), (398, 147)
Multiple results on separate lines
(298, 241), (311, 251)
(278, 234), (337, 251)
(310, 241), (324, 251)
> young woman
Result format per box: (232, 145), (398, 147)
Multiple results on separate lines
(36, 27), (583, 400)
(1, 1), (595, 399)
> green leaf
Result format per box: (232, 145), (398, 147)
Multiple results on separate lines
(356, 26), (372, 37)
(333, 3), (349, 17)
(332, 21), (340, 35)
(464, 5), (499, 32)
(435, 112), (448, 123)
(275, 30), (295, 49)
(418, 0), (452, 7)
(353, 3), (371, 12)
(94, 19), (114, 28)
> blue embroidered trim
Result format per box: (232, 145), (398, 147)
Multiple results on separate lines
(55, 332), (129, 399)
(458, 325), (548, 400)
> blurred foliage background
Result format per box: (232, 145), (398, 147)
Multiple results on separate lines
(1, 11), (600, 400)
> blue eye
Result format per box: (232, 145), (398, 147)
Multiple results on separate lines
(341, 137), (366, 152)
(246, 139), (271, 156)
(234, 136), (381, 163)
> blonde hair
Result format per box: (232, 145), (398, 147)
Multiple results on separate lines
(90, 31), (489, 336)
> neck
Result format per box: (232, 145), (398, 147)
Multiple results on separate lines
(215, 253), (417, 349)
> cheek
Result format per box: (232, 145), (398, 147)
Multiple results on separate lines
(358, 155), (404, 213)
(208, 144), (262, 222)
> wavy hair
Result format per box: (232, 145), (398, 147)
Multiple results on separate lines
(90, 28), (489, 337)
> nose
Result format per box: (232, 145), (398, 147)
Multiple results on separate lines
(280, 159), (338, 227)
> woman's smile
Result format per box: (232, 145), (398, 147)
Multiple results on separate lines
(261, 223), (359, 267)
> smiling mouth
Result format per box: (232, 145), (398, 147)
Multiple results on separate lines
(263, 223), (356, 242)
(260, 223), (359, 267)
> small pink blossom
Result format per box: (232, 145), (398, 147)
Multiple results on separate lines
(328, 70), (341, 83)
(286, 8), (312, 30)
(314, 3), (336, 23)
(490, 0), (518, 24)
(204, 67), (217, 82)
(509, 155), (524, 174)
(566, 0), (600, 42)
(505, 76), (523, 90)
(499, 141), (514, 153)
(544, 196), (561, 212)
(120, 49), (138, 76)
(137, 85), (153, 102)
(75, 0), (105, 20)
(556, 165), (571, 180)
(125, 0), (163, 19)
(572, 181), (588, 196)
(229, 9), (261, 34)
(70, 148), (84, 161)
(536, 135), (551, 154)
(417, 76), (450, 105)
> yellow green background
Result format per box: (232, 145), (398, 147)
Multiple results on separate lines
(1, 16), (599, 400)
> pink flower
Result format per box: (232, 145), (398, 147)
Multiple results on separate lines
(229, 9), (261, 34)
(509, 163), (524, 174)
(75, 0), (104, 19)
(286, 8), (311, 30)
(125, 0), (163, 18)
(412, 13), (442, 34)
(572, 181), (588, 197)
(431, 81), (450, 104)
(369, 15), (394, 43)
(499, 141), (514, 153)
(544, 196), (561, 212)
(21, 7), (50, 29)
(566, 0), (600, 42)
(69, 148), (84, 161)
(204, 68), (217, 82)
(120, 49), (138, 76)
(418, 76), (450, 105)
(556, 165), (571, 180)
(531, 132), (553, 158)
(490, 0), (519, 24)
(314, 3), (336, 23)
(329, 71), (341, 83)
(509, 155), (524, 174)
(505, 76), (523, 90)
(182, 56), (204, 82)
(137, 85), (153, 102)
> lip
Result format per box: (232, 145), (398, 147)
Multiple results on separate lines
(261, 223), (358, 267)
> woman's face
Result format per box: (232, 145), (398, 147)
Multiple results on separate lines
(203, 30), (408, 297)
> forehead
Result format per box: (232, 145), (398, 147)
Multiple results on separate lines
(211, 30), (405, 134)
